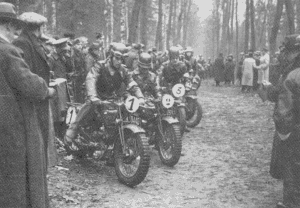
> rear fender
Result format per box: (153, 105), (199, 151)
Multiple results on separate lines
(123, 124), (145, 134)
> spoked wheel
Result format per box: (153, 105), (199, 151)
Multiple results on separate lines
(114, 132), (150, 187)
(177, 106), (187, 136)
(158, 123), (182, 167)
(186, 98), (203, 128)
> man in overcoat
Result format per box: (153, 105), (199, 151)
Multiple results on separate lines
(13, 12), (57, 166)
(264, 44), (300, 208)
(213, 53), (225, 86)
(0, 3), (56, 207)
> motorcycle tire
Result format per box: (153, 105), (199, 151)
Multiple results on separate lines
(158, 123), (182, 167)
(177, 106), (187, 136)
(186, 99), (203, 128)
(114, 132), (150, 187)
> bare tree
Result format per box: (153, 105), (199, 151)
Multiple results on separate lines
(250, 0), (256, 51)
(113, 0), (121, 42)
(296, 0), (300, 32)
(140, 0), (149, 48)
(155, 0), (163, 50)
(182, 0), (192, 47)
(172, 0), (178, 45)
(284, 0), (295, 34)
(269, 0), (284, 55)
(128, 0), (142, 44)
(166, 0), (174, 49)
(235, 0), (239, 82)
(244, 0), (250, 52)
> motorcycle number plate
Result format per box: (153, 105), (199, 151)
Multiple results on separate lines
(172, 83), (185, 97)
(125, 96), (140, 113)
(162, 94), (174, 109)
(65, 106), (78, 125)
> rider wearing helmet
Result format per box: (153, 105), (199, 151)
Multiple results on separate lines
(184, 46), (202, 78)
(64, 42), (144, 150)
(159, 46), (187, 87)
(131, 52), (161, 98)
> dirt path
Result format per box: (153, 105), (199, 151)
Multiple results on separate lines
(49, 80), (282, 208)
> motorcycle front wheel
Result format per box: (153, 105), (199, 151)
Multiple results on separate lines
(186, 98), (203, 128)
(158, 123), (182, 167)
(114, 132), (150, 187)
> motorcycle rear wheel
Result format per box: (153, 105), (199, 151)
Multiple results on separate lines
(114, 132), (150, 187)
(186, 98), (203, 128)
(158, 123), (182, 167)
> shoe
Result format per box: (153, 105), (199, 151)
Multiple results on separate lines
(184, 128), (191, 133)
(276, 202), (287, 208)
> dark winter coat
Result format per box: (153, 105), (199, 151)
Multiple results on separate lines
(0, 37), (50, 208)
(160, 60), (187, 86)
(13, 30), (57, 167)
(268, 68), (300, 207)
(213, 57), (225, 82)
(131, 69), (161, 98)
(224, 60), (235, 82)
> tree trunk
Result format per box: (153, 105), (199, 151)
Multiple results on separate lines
(172, 0), (178, 45)
(182, 0), (192, 47)
(258, 0), (267, 47)
(230, 0), (234, 53)
(269, 0), (284, 56)
(166, 0), (173, 49)
(284, 0), (295, 34)
(221, 0), (228, 53)
(235, 0), (239, 83)
(155, 0), (163, 50)
(215, 0), (221, 55)
(296, 0), (300, 32)
(120, 0), (127, 43)
(176, 0), (185, 46)
(51, 0), (57, 34)
(140, 0), (149, 48)
(250, 0), (256, 51)
(128, 0), (142, 44)
(109, 0), (114, 43)
(113, 0), (121, 42)
(244, 0), (250, 53)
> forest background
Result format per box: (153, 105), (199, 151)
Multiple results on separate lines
(2, 0), (300, 62)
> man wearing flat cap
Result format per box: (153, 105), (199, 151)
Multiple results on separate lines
(0, 3), (55, 208)
(13, 12), (58, 168)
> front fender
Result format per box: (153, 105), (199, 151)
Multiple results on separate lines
(123, 124), (145, 134)
(162, 116), (179, 124)
(186, 94), (197, 99)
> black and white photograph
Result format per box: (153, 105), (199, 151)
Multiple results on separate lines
(0, 0), (299, 207)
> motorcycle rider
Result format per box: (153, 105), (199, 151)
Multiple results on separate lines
(159, 46), (187, 87)
(184, 47), (202, 78)
(64, 42), (144, 150)
(132, 52), (162, 98)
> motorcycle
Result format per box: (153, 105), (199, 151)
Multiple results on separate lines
(63, 96), (150, 187)
(138, 96), (182, 167)
(183, 75), (203, 128)
(162, 83), (187, 136)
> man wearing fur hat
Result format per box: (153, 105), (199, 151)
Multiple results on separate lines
(13, 12), (58, 167)
(0, 3), (56, 207)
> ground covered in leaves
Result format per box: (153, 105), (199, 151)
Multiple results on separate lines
(49, 79), (282, 208)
